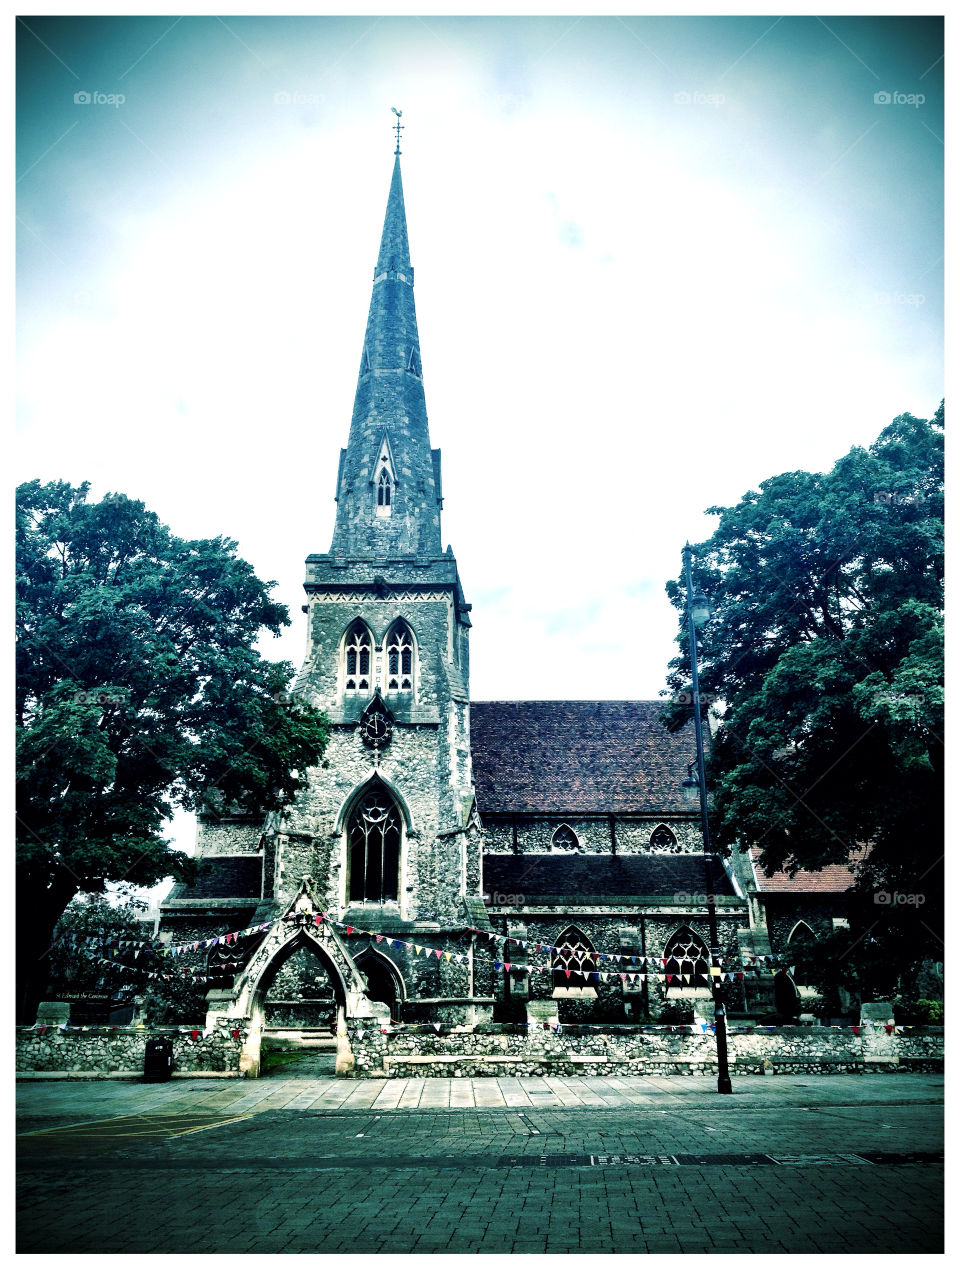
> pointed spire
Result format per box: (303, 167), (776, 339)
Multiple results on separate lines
(329, 142), (442, 558)
(374, 156), (413, 305)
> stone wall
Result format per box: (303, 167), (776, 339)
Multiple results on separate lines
(482, 817), (703, 854)
(16, 1025), (244, 1078)
(344, 1021), (943, 1078)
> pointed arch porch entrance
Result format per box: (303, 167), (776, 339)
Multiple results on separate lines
(205, 880), (389, 1077)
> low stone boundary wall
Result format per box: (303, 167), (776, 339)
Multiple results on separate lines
(346, 1023), (944, 1078)
(16, 1026), (243, 1079)
(15, 1022), (943, 1080)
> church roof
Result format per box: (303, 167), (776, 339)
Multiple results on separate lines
(483, 853), (736, 902)
(471, 701), (697, 815)
(748, 845), (868, 894)
(162, 856), (263, 903)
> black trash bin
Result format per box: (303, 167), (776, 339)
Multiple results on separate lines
(143, 1036), (174, 1082)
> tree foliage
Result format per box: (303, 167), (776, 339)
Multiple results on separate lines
(663, 406), (944, 973)
(46, 891), (148, 1003)
(16, 481), (330, 1019)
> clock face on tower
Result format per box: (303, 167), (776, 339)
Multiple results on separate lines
(359, 705), (393, 749)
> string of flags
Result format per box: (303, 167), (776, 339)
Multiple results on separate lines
(320, 915), (784, 983)
(57, 911), (790, 995)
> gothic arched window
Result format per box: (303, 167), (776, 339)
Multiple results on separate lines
(377, 468), (392, 507)
(552, 927), (597, 991)
(551, 824), (578, 850)
(650, 824), (678, 850)
(787, 920), (815, 946)
(343, 621), (373, 693)
(663, 926), (710, 987)
(385, 620), (415, 692)
(348, 788), (401, 904)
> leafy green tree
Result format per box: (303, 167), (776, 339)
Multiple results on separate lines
(663, 407), (943, 987)
(17, 481), (329, 1021)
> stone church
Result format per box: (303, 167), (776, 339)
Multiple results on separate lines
(160, 146), (831, 1040)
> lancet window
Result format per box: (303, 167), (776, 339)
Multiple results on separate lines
(343, 622), (373, 693)
(348, 788), (402, 904)
(385, 621), (415, 692)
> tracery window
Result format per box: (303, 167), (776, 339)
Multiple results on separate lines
(551, 824), (578, 850)
(377, 468), (392, 507)
(385, 621), (414, 692)
(552, 927), (597, 990)
(343, 622), (372, 693)
(348, 789), (401, 904)
(663, 927), (710, 986)
(650, 824), (678, 850)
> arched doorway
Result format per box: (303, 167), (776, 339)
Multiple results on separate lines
(356, 948), (404, 1023)
(256, 934), (344, 1077)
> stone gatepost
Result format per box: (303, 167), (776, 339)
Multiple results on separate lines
(36, 1002), (70, 1028)
(527, 999), (559, 1031)
(860, 1001), (897, 1067)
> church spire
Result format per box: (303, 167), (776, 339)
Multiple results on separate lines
(330, 129), (442, 558)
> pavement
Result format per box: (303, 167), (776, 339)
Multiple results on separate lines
(17, 1072), (944, 1254)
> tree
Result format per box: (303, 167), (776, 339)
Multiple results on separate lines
(45, 891), (149, 1018)
(663, 406), (943, 985)
(16, 481), (330, 1022)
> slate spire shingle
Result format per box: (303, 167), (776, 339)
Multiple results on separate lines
(330, 154), (442, 558)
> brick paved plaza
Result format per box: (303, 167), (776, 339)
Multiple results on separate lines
(17, 1073), (942, 1254)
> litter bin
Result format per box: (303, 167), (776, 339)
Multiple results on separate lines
(143, 1036), (174, 1082)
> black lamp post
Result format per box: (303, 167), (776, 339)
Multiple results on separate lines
(682, 542), (733, 1095)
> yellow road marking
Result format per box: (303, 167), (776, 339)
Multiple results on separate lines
(19, 1112), (251, 1144)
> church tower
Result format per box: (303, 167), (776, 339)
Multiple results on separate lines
(269, 142), (483, 966)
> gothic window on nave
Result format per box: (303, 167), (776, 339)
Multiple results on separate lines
(551, 824), (578, 850)
(650, 824), (679, 851)
(662, 926), (710, 988)
(343, 622), (373, 693)
(347, 788), (401, 905)
(551, 927), (597, 994)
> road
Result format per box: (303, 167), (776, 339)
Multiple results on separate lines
(17, 1072), (943, 1254)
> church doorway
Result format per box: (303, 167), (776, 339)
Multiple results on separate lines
(258, 941), (339, 1077)
(356, 949), (404, 1023)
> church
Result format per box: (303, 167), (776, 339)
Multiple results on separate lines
(159, 141), (836, 1038)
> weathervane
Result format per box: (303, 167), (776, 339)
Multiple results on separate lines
(391, 106), (403, 155)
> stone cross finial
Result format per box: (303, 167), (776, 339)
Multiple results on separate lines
(391, 107), (403, 155)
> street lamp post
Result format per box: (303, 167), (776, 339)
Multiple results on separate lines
(682, 542), (733, 1095)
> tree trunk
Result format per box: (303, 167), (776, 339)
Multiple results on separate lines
(17, 875), (79, 1024)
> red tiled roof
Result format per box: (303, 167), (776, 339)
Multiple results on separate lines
(470, 701), (696, 815)
(748, 846), (869, 894)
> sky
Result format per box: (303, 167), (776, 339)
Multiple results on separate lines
(16, 12), (944, 882)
